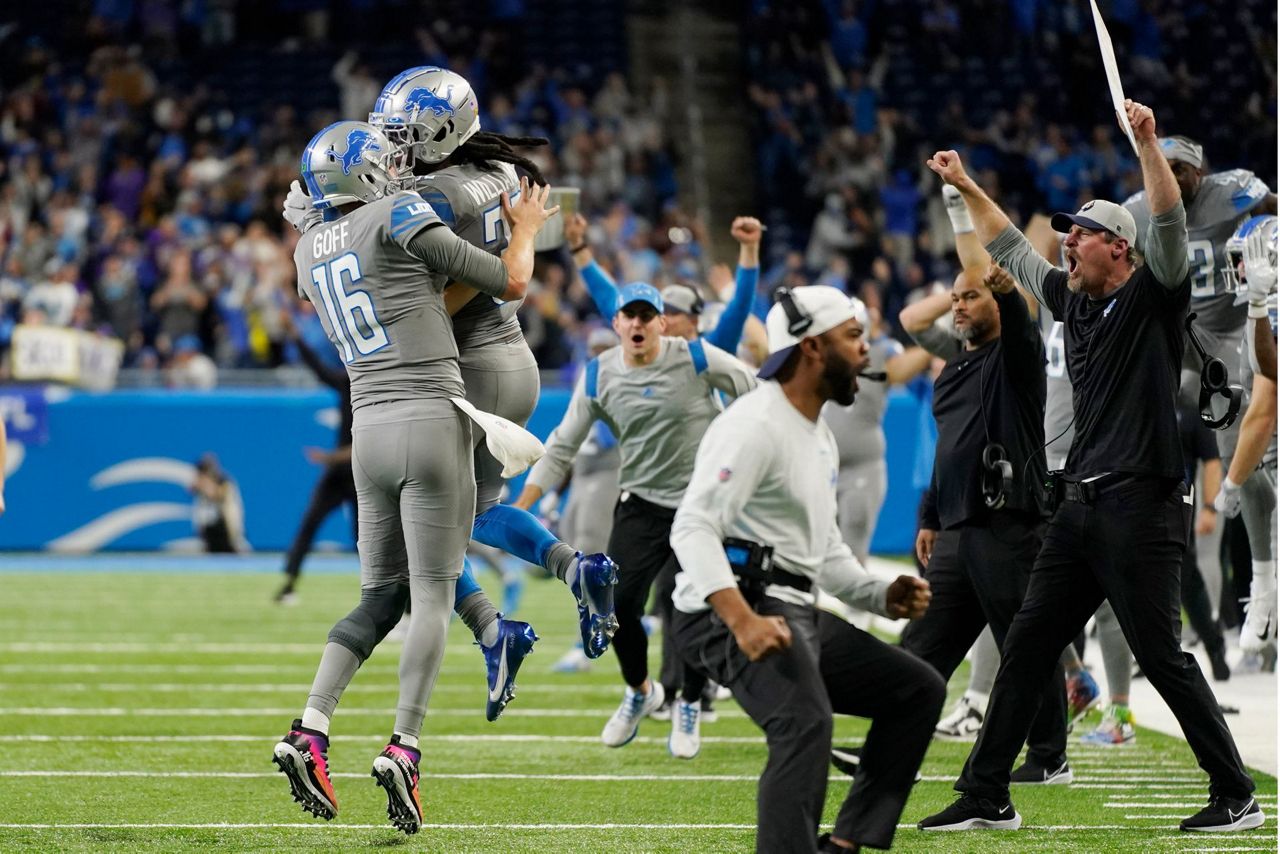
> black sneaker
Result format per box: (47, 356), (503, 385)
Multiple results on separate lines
(830, 744), (921, 782)
(1180, 795), (1265, 832)
(1010, 759), (1073, 784)
(918, 794), (1021, 830)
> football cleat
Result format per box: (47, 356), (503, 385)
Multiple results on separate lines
(570, 552), (619, 659)
(272, 720), (338, 820)
(1080, 705), (1137, 746)
(602, 683), (665, 747)
(935, 695), (984, 741)
(481, 618), (538, 722)
(371, 736), (423, 835)
(668, 699), (701, 759)
(1066, 669), (1101, 725)
(1239, 595), (1277, 656)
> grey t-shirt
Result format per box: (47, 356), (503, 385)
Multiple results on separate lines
(1040, 306), (1076, 468)
(1125, 169), (1271, 334)
(822, 336), (903, 468)
(527, 337), (758, 508)
(413, 162), (526, 360)
(294, 191), (504, 411)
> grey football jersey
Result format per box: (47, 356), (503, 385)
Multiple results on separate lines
(1240, 299), (1278, 468)
(527, 337), (758, 508)
(294, 191), (463, 411)
(1125, 169), (1271, 333)
(1040, 305), (1076, 468)
(413, 162), (525, 357)
(822, 336), (902, 468)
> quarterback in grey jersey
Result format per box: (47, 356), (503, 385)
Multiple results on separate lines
(272, 120), (557, 834)
(1123, 136), (1275, 459)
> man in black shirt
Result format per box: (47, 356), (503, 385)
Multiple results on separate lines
(919, 100), (1259, 834)
(899, 263), (1066, 785)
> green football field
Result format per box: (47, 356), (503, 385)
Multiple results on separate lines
(0, 569), (1274, 853)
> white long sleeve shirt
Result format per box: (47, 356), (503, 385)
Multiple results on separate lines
(670, 381), (892, 616)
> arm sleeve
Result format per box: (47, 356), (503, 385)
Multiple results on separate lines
(816, 523), (892, 617)
(706, 265), (757, 352)
(908, 322), (962, 361)
(578, 260), (620, 318)
(404, 226), (510, 299)
(525, 375), (600, 493)
(994, 288), (1045, 377)
(670, 419), (772, 604)
(986, 225), (1061, 314)
(701, 341), (760, 398)
(294, 334), (347, 391)
(1143, 200), (1190, 290)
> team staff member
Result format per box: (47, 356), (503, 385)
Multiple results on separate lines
(670, 286), (939, 853)
(514, 284), (757, 757)
(900, 260), (1067, 784)
(919, 100), (1260, 834)
(275, 311), (357, 604)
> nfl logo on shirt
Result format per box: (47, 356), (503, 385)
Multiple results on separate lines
(719, 468), (732, 482)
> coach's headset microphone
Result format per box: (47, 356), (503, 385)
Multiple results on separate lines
(775, 288), (887, 382)
(1185, 312), (1242, 430)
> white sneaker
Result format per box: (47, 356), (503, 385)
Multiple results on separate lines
(935, 695), (984, 741)
(1239, 596), (1277, 655)
(601, 683), (665, 747)
(668, 699), (701, 759)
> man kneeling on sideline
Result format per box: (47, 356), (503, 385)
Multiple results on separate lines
(670, 285), (943, 853)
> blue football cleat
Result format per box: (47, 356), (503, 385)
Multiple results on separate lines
(570, 553), (619, 659)
(481, 618), (538, 722)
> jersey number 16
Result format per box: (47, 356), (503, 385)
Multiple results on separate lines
(311, 253), (389, 362)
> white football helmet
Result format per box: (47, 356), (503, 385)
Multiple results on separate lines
(368, 66), (481, 167)
(299, 121), (396, 210)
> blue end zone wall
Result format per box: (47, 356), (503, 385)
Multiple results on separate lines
(0, 386), (931, 554)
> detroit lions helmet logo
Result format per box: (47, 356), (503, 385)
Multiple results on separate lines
(404, 85), (456, 118)
(329, 129), (381, 175)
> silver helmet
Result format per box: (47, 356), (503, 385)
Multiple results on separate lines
(368, 66), (481, 167)
(299, 121), (395, 210)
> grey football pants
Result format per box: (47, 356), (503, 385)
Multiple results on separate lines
(315, 399), (475, 739)
(461, 342), (539, 515)
(835, 458), (887, 565)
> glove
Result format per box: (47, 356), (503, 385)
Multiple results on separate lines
(1243, 228), (1276, 319)
(283, 180), (324, 234)
(1214, 476), (1242, 519)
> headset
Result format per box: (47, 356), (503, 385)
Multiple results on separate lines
(775, 288), (812, 335)
(1185, 312), (1242, 430)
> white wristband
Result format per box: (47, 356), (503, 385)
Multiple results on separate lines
(1248, 301), (1269, 320)
(942, 185), (974, 235)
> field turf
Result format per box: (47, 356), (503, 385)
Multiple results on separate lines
(0, 569), (1274, 852)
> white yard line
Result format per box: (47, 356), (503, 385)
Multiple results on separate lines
(0, 733), (770, 745)
(0, 706), (749, 718)
(0, 822), (1147, 832)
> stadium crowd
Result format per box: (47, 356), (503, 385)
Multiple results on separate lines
(0, 0), (1274, 385)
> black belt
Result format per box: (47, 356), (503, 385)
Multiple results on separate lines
(769, 567), (813, 593)
(1061, 473), (1149, 505)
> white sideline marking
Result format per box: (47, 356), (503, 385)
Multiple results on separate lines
(0, 664), (445, 675)
(0, 707), (750, 719)
(0, 822), (758, 830)
(0, 733), (771, 745)
(0, 642), (476, 654)
(0, 770), (768, 782)
(0, 682), (627, 695)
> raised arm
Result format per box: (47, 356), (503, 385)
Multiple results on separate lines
(1125, 100), (1188, 287)
(563, 213), (619, 317)
(707, 218), (763, 352)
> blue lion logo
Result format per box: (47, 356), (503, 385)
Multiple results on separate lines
(329, 129), (381, 175)
(404, 85), (455, 118)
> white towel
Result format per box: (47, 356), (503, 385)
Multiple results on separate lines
(450, 397), (546, 478)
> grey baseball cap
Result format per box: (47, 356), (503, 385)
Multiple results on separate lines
(1050, 199), (1137, 243)
(660, 284), (703, 315)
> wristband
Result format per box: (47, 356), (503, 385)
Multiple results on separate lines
(569, 243), (589, 254)
(1248, 301), (1268, 320)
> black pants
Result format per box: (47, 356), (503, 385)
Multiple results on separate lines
(608, 492), (706, 700)
(959, 477), (1254, 801)
(282, 462), (357, 586)
(674, 600), (944, 853)
(900, 512), (1067, 771)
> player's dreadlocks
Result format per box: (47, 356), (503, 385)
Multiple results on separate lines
(448, 131), (550, 186)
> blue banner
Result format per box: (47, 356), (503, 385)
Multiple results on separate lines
(0, 386), (928, 554)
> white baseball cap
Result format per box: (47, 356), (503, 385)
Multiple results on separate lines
(758, 286), (866, 379)
(1050, 199), (1137, 244)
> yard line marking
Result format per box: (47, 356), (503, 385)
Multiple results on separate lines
(0, 664), (428, 675)
(0, 642), (476, 654)
(0, 682), (630, 695)
(1067, 784), (1207, 790)
(0, 822), (759, 830)
(0, 733), (773, 745)
(0, 771), (770, 782)
(0, 706), (751, 719)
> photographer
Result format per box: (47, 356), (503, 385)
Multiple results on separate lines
(670, 286), (940, 853)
